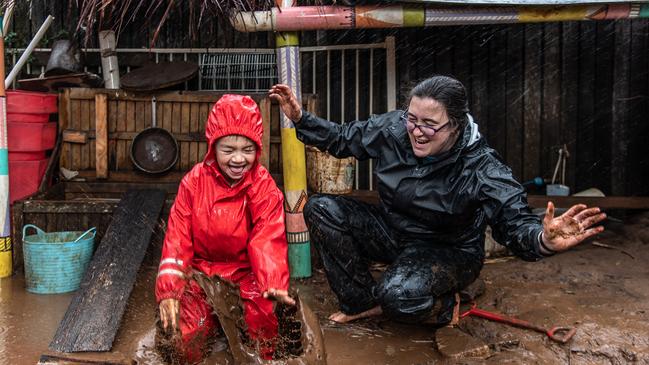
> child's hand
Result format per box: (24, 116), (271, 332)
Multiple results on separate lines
(159, 298), (180, 333)
(263, 288), (296, 306)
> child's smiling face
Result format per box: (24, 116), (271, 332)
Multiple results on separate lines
(215, 135), (257, 185)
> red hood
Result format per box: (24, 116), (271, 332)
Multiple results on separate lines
(204, 94), (263, 167)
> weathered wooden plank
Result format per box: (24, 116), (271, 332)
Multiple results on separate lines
(522, 24), (543, 181)
(108, 99), (118, 171)
(76, 170), (187, 183)
(541, 23), (562, 182)
(577, 22), (597, 193)
(11, 201), (25, 273)
(350, 189), (649, 210)
(23, 200), (119, 214)
(593, 21), (616, 194)
(89, 99), (97, 170)
(611, 21), (632, 196)
(560, 22), (580, 190)
(49, 189), (166, 352)
(71, 99), (82, 171)
(627, 20), (649, 196)
(180, 101), (191, 170)
(64, 181), (179, 194)
(60, 89), (71, 170)
(95, 94), (109, 179)
(80, 99), (91, 170)
(506, 24), (524, 180)
(190, 102), (200, 167)
(67, 88), (272, 103)
(470, 26), (490, 139)
(116, 96), (127, 171)
(488, 26), (508, 157)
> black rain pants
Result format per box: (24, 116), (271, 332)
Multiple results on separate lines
(304, 194), (483, 325)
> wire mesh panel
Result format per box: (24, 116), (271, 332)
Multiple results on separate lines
(199, 53), (278, 91)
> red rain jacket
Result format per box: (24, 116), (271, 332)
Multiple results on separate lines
(156, 95), (289, 303)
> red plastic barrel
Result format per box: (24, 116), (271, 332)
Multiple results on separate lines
(6, 90), (58, 203)
(6, 90), (58, 116)
(9, 159), (49, 203)
(7, 122), (57, 152)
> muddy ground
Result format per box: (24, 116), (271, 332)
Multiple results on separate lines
(1, 212), (648, 364)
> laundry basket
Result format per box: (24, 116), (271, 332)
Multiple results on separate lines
(22, 224), (96, 294)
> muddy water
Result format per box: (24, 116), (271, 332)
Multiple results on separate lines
(3, 214), (649, 364)
(0, 274), (73, 364)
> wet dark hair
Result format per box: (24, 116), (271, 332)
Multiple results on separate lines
(409, 75), (469, 130)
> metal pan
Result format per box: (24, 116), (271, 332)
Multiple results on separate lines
(130, 96), (179, 174)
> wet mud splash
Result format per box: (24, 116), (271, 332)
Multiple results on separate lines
(4, 213), (649, 364)
(193, 272), (326, 365)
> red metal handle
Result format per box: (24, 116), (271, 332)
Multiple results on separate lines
(547, 326), (577, 343)
(461, 302), (577, 343)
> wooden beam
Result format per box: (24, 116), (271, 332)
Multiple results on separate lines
(49, 189), (166, 352)
(95, 94), (109, 179)
(62, 130), (88, 144)
(348, 190), (649, 210)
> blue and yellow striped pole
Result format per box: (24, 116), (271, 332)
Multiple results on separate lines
(0, 17), (12, 277)
(275, 0), (311, 278)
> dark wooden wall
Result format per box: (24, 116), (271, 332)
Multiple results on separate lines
(8, 2), (649, 196)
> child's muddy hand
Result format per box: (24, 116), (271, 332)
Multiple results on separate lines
(263, 288), (296, 306)
(159, 298), (180, 333)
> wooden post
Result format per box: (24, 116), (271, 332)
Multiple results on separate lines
(95, 94), (108, 179)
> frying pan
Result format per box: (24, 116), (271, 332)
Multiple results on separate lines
(130, 96), (179, 174)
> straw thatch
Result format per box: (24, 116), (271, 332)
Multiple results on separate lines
(2, 0), (278, 45)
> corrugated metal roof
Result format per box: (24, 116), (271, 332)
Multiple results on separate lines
(400, 0), (648, 4)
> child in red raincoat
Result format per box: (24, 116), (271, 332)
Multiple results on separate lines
(155, 94), (293, 364)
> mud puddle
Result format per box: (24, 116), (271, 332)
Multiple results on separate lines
(3, 212), (649, 364)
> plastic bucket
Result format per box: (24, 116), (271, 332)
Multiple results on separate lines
(22, 224), (96, 294)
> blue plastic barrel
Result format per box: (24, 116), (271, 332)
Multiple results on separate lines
(22, 224), (96, 294)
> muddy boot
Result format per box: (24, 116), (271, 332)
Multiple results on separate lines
(459, 278), (486, 303)
(194, 272), (327, 365)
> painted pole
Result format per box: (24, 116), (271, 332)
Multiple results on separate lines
(275, 0), (311, 278)
(232, 3), (649, 32)
(0, 17), (12, 277)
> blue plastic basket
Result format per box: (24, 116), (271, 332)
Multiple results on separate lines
(22, 224), (96, 294)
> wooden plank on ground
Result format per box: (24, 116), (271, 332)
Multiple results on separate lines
(95, 94), (108, 179)
(49, 189), (165, 352)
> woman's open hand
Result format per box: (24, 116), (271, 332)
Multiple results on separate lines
(268, 84), (302, 123)
(541, 201), (607, 253)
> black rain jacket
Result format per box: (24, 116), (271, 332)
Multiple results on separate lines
(296, 110), (546, 261)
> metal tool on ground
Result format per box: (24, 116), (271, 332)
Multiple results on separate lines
(460, 302), (576, 344)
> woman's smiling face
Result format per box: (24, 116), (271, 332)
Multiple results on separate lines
(215, 135), (257, 184)
(405, 96), (456, 158)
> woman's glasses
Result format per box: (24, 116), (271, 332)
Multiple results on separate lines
(400, 110), (450, 138)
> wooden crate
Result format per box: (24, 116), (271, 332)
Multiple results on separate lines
(59, 88), (316, 183)
(11, 181), (178, 272)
